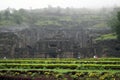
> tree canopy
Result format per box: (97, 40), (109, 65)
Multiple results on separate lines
(0, 7), (111, 29)
(109, 9), (120, 40)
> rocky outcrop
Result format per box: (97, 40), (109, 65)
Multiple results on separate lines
(0, 25), (111, 58)
(94, 39), (120, 57)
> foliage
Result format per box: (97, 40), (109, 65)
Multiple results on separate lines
(95, 33), (117, 41)
(0, 7), (111, 29)
(0, 58), (120, 79)
(109, 10), (120, 40)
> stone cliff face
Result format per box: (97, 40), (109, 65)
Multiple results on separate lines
(0, 32), (19, 58)
(0, 25), (114, 58)
(94, 39), (120, 57)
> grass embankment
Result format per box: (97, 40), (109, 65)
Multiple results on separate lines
(0, 58), (120, 79)
(95, 33), (117, 41)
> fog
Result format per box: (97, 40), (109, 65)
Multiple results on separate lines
(0, 0), (120, 10)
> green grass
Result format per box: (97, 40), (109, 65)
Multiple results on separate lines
(0, 58), (120, 79)
(0, 69), (119, 73)
(95, 33), (117, 41)
(0, 58), (120, 70)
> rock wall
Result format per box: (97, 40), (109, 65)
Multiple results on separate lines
(0, 26), (99, 58)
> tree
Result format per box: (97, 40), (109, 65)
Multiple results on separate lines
(109, 11), (120, 40)
(115, 12), (120, 39)
(4, 8), (11, 20)
(12, 10), (23, 24)
(111, 12), (120, 40)
(0, 13), (2, 21)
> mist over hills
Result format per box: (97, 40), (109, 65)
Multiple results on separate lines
(0, 7), (120, 58)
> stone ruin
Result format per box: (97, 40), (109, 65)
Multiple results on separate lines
(0, 26), (97, 58)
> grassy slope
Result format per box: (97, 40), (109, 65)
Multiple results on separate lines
(95, 33), (117, 41)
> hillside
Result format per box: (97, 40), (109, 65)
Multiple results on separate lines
(0, 7), (120, 58)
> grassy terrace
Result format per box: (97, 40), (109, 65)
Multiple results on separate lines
(95, 33), (117, 41)
(0, 58), (120, 79)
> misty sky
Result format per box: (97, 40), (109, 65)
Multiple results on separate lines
(0, 0), (120, 10)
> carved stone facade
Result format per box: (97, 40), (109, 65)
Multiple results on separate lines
(0, 26), (94, 58)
